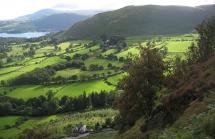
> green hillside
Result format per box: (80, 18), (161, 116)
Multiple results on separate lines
(63, 5), (215, 39)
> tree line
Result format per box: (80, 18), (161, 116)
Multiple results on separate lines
(0, 90), (118, 116)
(10, 61), (84, 85)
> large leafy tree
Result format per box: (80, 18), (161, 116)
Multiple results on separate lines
(188, 17), (215, 62)
(117, 43), (166, 130)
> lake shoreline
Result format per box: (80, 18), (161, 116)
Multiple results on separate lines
(0, 32), (49, 38)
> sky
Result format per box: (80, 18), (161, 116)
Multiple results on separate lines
(0, 0), (214, 20)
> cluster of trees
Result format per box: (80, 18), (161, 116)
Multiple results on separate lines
(0, 91), (117, 116)
(73, 53), (89, 61)
(100, 35), (127, 48)
(0, 44), (10, 53)
(11, 61), (84, 85)
(89, 64), (104, 71)
(0, 45), (10, 67)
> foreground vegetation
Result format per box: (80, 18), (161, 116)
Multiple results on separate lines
(115, 17), (215, 139)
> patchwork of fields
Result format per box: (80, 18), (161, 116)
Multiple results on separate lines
(0, 34), (196, 138)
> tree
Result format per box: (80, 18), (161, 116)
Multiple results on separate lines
(65, 48), (71, 53)
(54, 45), (58, 50)
(65, 56), (72, 61)
(0, 60), (3, 68)
(188, 17), (215, 62)
(0, 80), (5, 86)
(107, 63), (113, 68)
(117, 43), (166, 130)
(70, 75), (78, 80)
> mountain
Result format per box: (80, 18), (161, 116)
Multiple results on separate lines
(0, 12), (88, 33)
(68, 10), (109, 16)
(63, 5), (215, 39)
(30, 13), (88, 32)
(16, 9), (61, 21)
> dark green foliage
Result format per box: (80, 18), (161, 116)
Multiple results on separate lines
(117, 43), (166, 131)
(89, 64), (104, 71)
(0, 96), (24, 115)
(188, 17), (215, 63)
(0, 91), (117, 116)
(201, 113), (215, 138)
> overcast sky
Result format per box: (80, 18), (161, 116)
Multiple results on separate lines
(0, 0), (214, 20)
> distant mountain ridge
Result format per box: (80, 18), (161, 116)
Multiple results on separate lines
(0, 9), (89, 33)
(63, 5), (215, 39)
(16, 9), (61, 21)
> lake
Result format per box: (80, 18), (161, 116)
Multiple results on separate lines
(0, 32), (49, 38)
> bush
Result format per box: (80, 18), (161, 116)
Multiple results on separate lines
(18, 127), (53, 139)
(4, 125), (11, 129)
(202, 114), (215, 138)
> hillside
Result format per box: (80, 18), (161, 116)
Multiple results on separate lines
(117, 54), (215, 139)
(0, 13), (88, 33)
(63, 5), (215, 39)
(115, 17), (215, 139)
(31, 13), (88, 32)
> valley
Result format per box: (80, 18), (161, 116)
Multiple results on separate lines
(0, 2), (214, 139)
(0, 33), (195, 138)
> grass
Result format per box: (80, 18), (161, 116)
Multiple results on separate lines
(115, 40), (192, 58)
(0, 56), (66, 81)
(107, 73), (126, 86)
(54, 68), (114, 79)
(5, 79), (115, 99)
(116, 47), (139, 58)
(56, 79), (115, 98)
(0, 66), (23, 75)
(6, 45), (28, 56)
(0, 115), (58, 139)
(7, 85), (64, 99)
(54, 68), (81, 78)
(0, 116), (21, 130)
(35, 46), (55, 57)
(85, 57), (123, 68)
(58, 42), (70, 51)
(165, 41), (191, 53)
(102, 49), (118, 56)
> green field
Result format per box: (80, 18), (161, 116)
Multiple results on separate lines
(0, 116), (21, 130)
(3, 77), (118, 99)
(85, 57), (123, 68)
(107, 73), (126, 86)
(54, 68), (115, 78)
